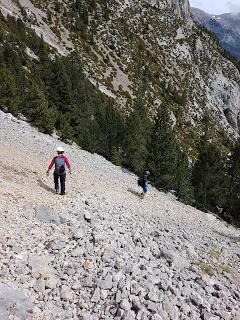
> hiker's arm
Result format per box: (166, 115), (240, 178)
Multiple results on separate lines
(47, 158), (55, 174)
(64, 157), (71, 174)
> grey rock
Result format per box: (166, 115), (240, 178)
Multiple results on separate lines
(120, 299), (131, 311)
(130, 281), (141, 295)
(101, 289), (109, 300)
(137, 309), (151, 320)
(72, 283), (81, 290)
(11, 244), (22, 254)
(131, 296), (142, 312)
(82, 276), (93, 287)
(91, 288), (101, 303)
(116, 308), (125, 317)
(0, 305), (10, 320)
(84, 212), (93, 223)
(232, 313), (240, 320)
(162, 298), (178, 319)
(148, 287), (162, 302)
(66, 267), (76, 276)
(97, 275), (113, 290)
(122, 310), (136, 320)
(115, 290), (122, 303)
(34, 279), (45, 293)
(71, 247), (84, 257)
(191, 293), (203, 306)
(60, 285), (73, 301)
(157, 309), (169, 320)
(72, 229), (83, 240)
(0, 283), (33, 320)
(28, 255), (55, 278)
(47, 239), (66, 251)
(158, 279), (169, 291)
(146, 301), (159, 313)
(151, 315), (163, 320)
(160, 248), (189, 270)
(45, 277), (58, 289)
(35, 205), (60, 225)
(180, 303), (191, 315)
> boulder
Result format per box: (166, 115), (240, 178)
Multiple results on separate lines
(28, 255), (55, 278)
(35, 205), (60, 225)
(0, 283), (33, 320)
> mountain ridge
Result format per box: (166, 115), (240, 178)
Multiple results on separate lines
(191, 7), (240, 60)
(1, 0), (240, 150)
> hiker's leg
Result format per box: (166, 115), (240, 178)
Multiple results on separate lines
(60, 173), (66, 195)
(54, 172), (59, 193)
(141, 186), (148, 199)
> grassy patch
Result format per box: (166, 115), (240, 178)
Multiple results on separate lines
(194, 260), (214, 276)
(218, 264), (232, 274)
(209, 249), (221, 260)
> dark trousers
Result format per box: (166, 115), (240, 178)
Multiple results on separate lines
(54, 172), (66, 194)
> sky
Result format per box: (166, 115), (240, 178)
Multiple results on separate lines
(189, 0), (240, 14)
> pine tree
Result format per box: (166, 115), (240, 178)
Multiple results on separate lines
(228, 140), (240, 226)
(48, 57), (73, 116)
(0, 67), (19, 115)
(111, 146), (122, 166)
(23, 82), (55, 134)
(148, 105), (177, 191)
(124, 95), (152, 174)
(192, 134), (229, 213)
(174, 146), (193, 204)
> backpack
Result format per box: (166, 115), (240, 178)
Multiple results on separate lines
(54, 156), (66, 175)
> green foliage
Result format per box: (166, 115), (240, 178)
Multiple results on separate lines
(209, 249), (220, 260)
(218, 264), (232, 274)
(124, 93), (152, 174)
(147, 105), (193, 202)
(192, 133), (230, 213)
(227, 140), (240, 226)
(54, 1), (61, 13)
(174, 147), (194, 204)
(23, 82), (55, 134)
(148, 105), (177, 190)
(194, 261), (215, 276)
(70, 0), (89, 38)
(0, 66), (19, 115)
(111, 147), (122, 166)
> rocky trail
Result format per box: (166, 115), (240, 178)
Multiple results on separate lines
(0, 111), (239, 320)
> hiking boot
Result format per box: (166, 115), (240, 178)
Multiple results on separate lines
(60, 192), (65, 195)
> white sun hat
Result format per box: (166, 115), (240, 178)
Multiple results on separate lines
(56, 146), (64, 152)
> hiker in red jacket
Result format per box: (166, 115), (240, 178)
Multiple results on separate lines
(46, 146), (71, 195)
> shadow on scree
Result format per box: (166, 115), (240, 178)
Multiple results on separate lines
(127, 188), (142, 198)
(37, 178), (55, 194)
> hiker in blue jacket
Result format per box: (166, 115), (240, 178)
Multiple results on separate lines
(138, 171), (150, 199)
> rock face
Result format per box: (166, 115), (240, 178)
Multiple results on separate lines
(0, 0), (240, 146)
(0, 111), (240, 319)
